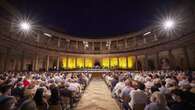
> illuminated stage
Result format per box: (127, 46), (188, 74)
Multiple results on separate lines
(65, 69), (111, 73)
(65, 69), (129, 73)
(61, 56), (135, 70)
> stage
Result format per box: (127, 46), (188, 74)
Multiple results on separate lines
(64, 69), (131, 78)
(64, 69), (129, 73)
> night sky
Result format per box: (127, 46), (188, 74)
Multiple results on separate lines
(6, 0), (175, 38)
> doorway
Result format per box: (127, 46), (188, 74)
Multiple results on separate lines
(94, 60), (101, 69)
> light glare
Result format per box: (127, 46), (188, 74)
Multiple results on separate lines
(163, 19), (175, 30)
(19, 21), (31, 31)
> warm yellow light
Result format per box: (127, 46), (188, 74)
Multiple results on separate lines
(119, 57), (127, 69)
(127, 56), (134, 69)
(68, 57), (76, 69)
(62, 57), (67, 69)
(77, 57), (84, 68)
(110, 57), (118, 68)
(85, 58), (93, 68)
(102, 58), (110, 68)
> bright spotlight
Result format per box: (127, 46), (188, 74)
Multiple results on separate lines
(163, 19), (175, 30)
(155, 10), (187, 37)
(19, 21), (31, 32)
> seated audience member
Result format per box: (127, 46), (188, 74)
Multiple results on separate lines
(145, 92), (170, 110)
(150, 85), (160, 94)
(178, 76), (190, 90)
(190, 79), (195, 93)
(105, 74), (113, 87)
(112, 77), (125, 97)
(110, 75), (118, 91)
(145, 77), (154, 92)
(129, 82), (148, 110)
(0, 85), (12, 96)
(0, 96), (16, 110)
(159, 81), (170, 95)
(170, 89), (188, 110)
(33, 88), (48, 110)
(48, 87), (62, 110)
(18, 99), (37, 110)
(121, 79), (134, 110)
(59, 83), (73, 108)
(67, 79), (79, 92)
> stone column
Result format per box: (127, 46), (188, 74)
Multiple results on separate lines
(168, 50), (175, 69)
(75, 57), (78, 68)
(76, 41), (78, 49)
(135, 37), (137, 46)
(135, 56), (138, 70)
(84, 57), (86, 68)
(155, 53), (159, 70)
(126, 56), (128, 69)
(34, 55), (39, 71)
(116, 40), (119, 49)
(66, 56), (69, 69)
(117, 57), (119, 69)
(144, 54), (148, 70)
(57, 38), (61, 48)
(92, 42), (95, 51)
(56, 56), (60, 71)
(66, 40), (70, 50)
(143, 38), (146, 44)
(14, 59), (18, 71)
(100, 42), (103, 50)
(125, 39), (128, 48)
(4, 48), (11, 72)
(46, 55), (50, 71)
(183, 47), (191, 69)
(0, 54), (3, 72)
(36, 34), (40, 43)
(31, 57), (35, 71)
(20, 51), (24, 71)
(109, 57), (111, 69)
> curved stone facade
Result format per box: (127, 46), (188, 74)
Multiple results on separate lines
(0, 19), (195, 72)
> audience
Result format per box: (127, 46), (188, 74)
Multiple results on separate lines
(145, 92), (169, 110)
(33, 88), (48, 110)
(0, 70), (195, 110)
(103, 70), (195, 110)
(0, 71), (91, 110)
(129, 82), (148, 110)
(0, 96), (16, 110)
(18, 99), (37, 110)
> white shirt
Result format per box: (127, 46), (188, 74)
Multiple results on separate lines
(112, 81), (125, 96)
(159, 86), (170, 94)
(178, 80), (189, 87)
(145, 81), (154, 89)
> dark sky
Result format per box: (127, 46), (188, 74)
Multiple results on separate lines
(7, 0), (175, 38)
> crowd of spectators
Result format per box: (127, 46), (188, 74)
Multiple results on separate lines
(1, 70), (195, 110)
(0, 71), (91, 110)
(103, 71), (195, 110)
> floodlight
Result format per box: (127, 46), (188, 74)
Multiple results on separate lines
(19, 21), (31, 32)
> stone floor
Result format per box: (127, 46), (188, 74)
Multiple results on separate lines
(75, 78), (120, 110)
